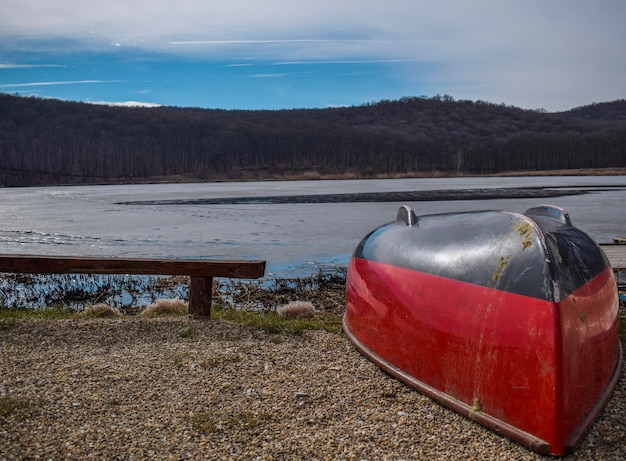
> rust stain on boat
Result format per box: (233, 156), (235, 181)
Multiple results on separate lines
(515, 222), (533, 251)
(469, 398), (482, 418)
(493, 255), (511, 282)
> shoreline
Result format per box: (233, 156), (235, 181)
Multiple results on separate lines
(4, 167), (626, 189)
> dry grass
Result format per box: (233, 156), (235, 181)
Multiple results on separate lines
(492, 167), (626, 177)
(278, 301), (317, 319)
(159, 167), (626, 183)
(0, 396), (32, 419)
(138, 298), (188, 318)
(82, 303), (122, 318)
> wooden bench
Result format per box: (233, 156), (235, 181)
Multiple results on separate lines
(0, 254), (266, 318)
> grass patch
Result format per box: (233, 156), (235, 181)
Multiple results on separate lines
(0, 305), (77, 320)
(179, 326), (197, 339)
(212, 305), (343, 335)
(0, 304), (344, 335)
(0, 317), (17, 331)
(0, 269), (348, 336)
(0, 396), (32, 420)
(167, 352), (188, 369)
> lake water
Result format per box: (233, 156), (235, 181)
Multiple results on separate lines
(1, 176), (625, 278)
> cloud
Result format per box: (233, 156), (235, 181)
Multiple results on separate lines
(273, 59), (420, 66)
(87, 100), (161, 108)
(0, 63), (64, 69)
(1, 0), (624, 110)
(0, 1), (472, 59)
(170, 39), (375, 45)
(246, 74), (288, 79)
(0, 80), (124, 89)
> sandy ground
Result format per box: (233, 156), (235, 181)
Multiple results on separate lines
(1, 317), (624, 460)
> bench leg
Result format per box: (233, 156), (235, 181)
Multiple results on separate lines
(189, 276), (213, 318)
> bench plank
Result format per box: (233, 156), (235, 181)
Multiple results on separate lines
(0, 255), (265, 278)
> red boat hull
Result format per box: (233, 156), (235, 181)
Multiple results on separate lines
(344, 206), (622, 455)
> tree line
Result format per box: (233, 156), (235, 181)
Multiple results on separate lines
(0, 93), (625, 186)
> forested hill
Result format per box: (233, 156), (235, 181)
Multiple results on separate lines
(1, 92), (625, 186)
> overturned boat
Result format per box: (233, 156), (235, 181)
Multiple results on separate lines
(344, 205), (622, 455)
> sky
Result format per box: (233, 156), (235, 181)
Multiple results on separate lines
(0, 0), (624, 112)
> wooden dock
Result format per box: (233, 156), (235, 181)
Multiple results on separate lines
(600, 243), (626, 270)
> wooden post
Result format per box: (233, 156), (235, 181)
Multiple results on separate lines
(189, 276), (213, 318)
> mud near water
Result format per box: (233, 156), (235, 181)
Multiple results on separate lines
(118, 186), (598, 205)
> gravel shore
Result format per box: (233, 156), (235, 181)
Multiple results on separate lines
(1, 317), (624, 460)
